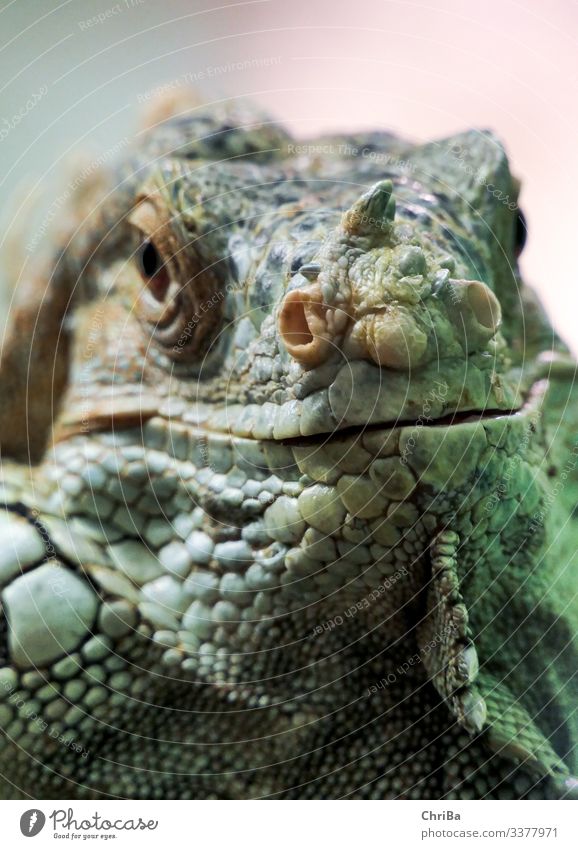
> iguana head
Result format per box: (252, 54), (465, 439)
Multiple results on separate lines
(0, 99), (574, 798)
(35, 116), (539, 447)
(1, 98), (557, 462)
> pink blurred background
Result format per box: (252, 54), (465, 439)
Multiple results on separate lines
(1, 0), (576, 346)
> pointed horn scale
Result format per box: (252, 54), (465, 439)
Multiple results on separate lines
(342, 179), (396, 237)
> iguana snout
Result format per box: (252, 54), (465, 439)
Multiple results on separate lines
(278, 179), (502, 370)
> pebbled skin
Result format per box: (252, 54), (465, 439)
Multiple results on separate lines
(0, 99), (576, 799)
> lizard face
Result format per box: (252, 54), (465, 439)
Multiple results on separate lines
(0, 101), (573, 799)
(47, 108), (546, 534)
(55, 134), (525, 445)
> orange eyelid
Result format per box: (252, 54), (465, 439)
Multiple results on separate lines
(129, 198), (157, 233)
(126, 191), (223, 361)
(128, 193), (166, 233)
(128, 195), (178, 272)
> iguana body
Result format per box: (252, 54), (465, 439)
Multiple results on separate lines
(0, 99), (576, 799)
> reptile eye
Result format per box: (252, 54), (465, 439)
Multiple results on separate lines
(515, 209), (527, 257)
(139, 239), (160, 277)
(137, 239), (170, 301)
(128, 193), (222, 361)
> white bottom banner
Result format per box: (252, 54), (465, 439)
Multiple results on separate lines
(0, 800), (575, 849)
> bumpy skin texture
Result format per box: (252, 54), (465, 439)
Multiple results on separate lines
(0, 99), (576, 799)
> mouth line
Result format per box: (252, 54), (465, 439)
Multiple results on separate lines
(277, 406), (519, 447)
(56, 401), (520, 445)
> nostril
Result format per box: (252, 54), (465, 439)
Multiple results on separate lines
(281, 294), (314, 345)
(466, 281), (501, 331)
(279, 285), (332, 367)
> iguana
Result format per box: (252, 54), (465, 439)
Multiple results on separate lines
(0, 97), (576, 799)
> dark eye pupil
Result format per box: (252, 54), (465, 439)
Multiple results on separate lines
(140, 239), (160, 277)
(515, 209), (527, 255)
